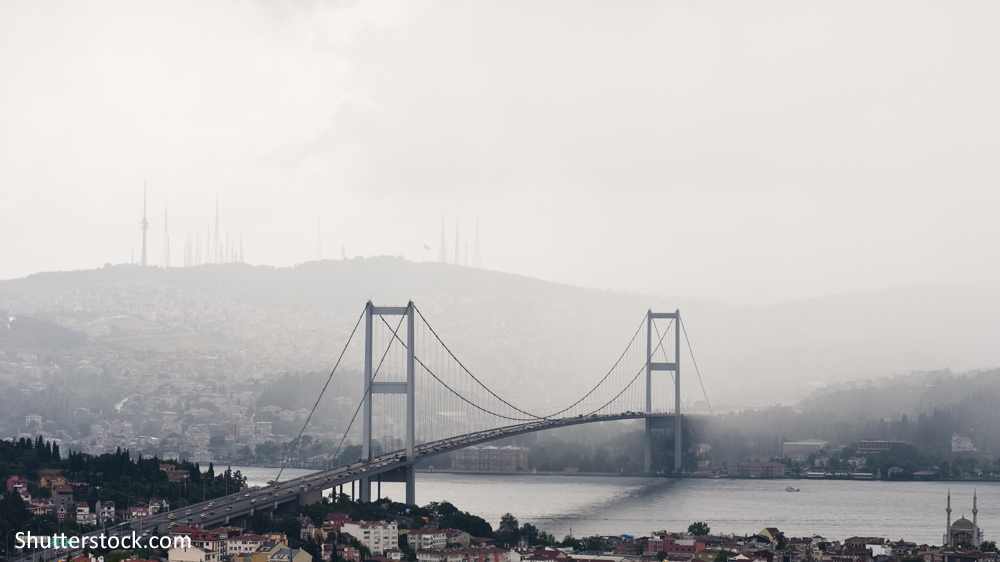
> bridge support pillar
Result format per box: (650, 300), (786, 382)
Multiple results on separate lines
(646, 309), (681, 473)
(644, 418), (652, 473)
(360, 476), (370, 502)
(406, 465), (415, 505)
(362, 302), (417, 502)
(674, 416), (682, 472)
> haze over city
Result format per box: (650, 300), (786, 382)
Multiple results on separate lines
(4, 1), (1000, 305)
(9, 3), (1000, 561)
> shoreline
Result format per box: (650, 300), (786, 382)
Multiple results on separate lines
(230, 465), (1000, 483)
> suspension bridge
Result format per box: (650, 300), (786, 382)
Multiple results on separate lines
(58, 302), (709, 543)
(271, 301), (704, 506)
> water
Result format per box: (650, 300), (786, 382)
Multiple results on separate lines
(229, 468), (993, 545)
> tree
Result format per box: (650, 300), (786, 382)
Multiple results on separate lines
(715, 551), (736, 562)
(980, 541), (997, 553)
(561, 536), (582, 550)
(688, 521), (710, 536)
(498, 513), (520, 547)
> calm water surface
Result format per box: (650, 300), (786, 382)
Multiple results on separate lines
(231, 468), (993, 545)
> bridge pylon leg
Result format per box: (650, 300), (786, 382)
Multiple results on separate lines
(674, 416), (682, 472)
(644, 418), (652, 473)
(406, 465), (415, 505)
(360, 476), (370, 502)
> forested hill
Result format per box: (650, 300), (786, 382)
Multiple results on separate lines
(797, 369), (1000, 454)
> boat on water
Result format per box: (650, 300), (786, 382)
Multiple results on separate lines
(786, 485), (800, 492)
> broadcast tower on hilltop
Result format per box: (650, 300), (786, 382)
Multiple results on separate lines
(140, 184), (149, 267)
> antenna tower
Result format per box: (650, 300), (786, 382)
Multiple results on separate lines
(160, 200), (171, 267)
(472, 220), (482, 268)
(214, 197), (222, 264)
(438, 215), (447, 263)
(140, 184), (149, 266)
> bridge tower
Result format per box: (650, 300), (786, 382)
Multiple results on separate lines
(645, 310), (681, 473)
(361, 302), (416, 504)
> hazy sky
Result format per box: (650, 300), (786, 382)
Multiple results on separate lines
(2, 1), (999, 305)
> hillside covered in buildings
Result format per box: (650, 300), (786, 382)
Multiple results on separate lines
(3, 259), (1000, 472)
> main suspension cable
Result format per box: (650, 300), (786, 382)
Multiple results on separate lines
(275, 307), (365, 484)
(681, 316), (713, 415)
(413, 305), (544, 420)
(328, 310), (407, 470)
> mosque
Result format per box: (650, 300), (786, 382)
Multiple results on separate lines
(946, 490), (982, 547)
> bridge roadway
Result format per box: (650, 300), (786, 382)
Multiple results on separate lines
(15, 412), (681, 562)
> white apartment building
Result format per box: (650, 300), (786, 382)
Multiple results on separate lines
(407, 529), (448, 551)
(341, 521), (399, 555)
(952, 434), (975, 452)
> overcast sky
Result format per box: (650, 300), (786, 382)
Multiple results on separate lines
(2, 1), (999, 305)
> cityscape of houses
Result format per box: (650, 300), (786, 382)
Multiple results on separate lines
(19, 517), (1000, 562)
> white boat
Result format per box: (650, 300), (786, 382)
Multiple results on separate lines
(785, 485), (800, 492)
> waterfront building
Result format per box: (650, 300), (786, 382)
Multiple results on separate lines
(857, 440), (905, 453)
(727, 462), (785, 478)
(451, 446), (528, 472)
(781, 440), (827, 462)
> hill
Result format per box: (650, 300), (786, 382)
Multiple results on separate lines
(3, 258), (1000, 409)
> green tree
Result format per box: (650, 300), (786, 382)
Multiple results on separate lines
(980, 541), (997, 553)
(715, 551), (736, 562)
(561, 536), (582, 550)
(688, 521), (710, 536)
(498, 513), (520, 547)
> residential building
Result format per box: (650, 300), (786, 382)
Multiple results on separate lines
(337, 546), (360, 562)
(409, 529), (448, 551)
(52, 484), (74, 508)
(75, 502), (97, 525)
(6, 475), (29, 495)
(341, 521), (398, 555)
(323, 513), (351, 534)
(227, 535), (267, 557)
(269, 547), (313, 562)
(169, 547), (222, 562)
(952, 435), (975, 452)
(40, 476), (68, 488)
(417, 547), (511, 562)
(96, 500), (116, 522)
